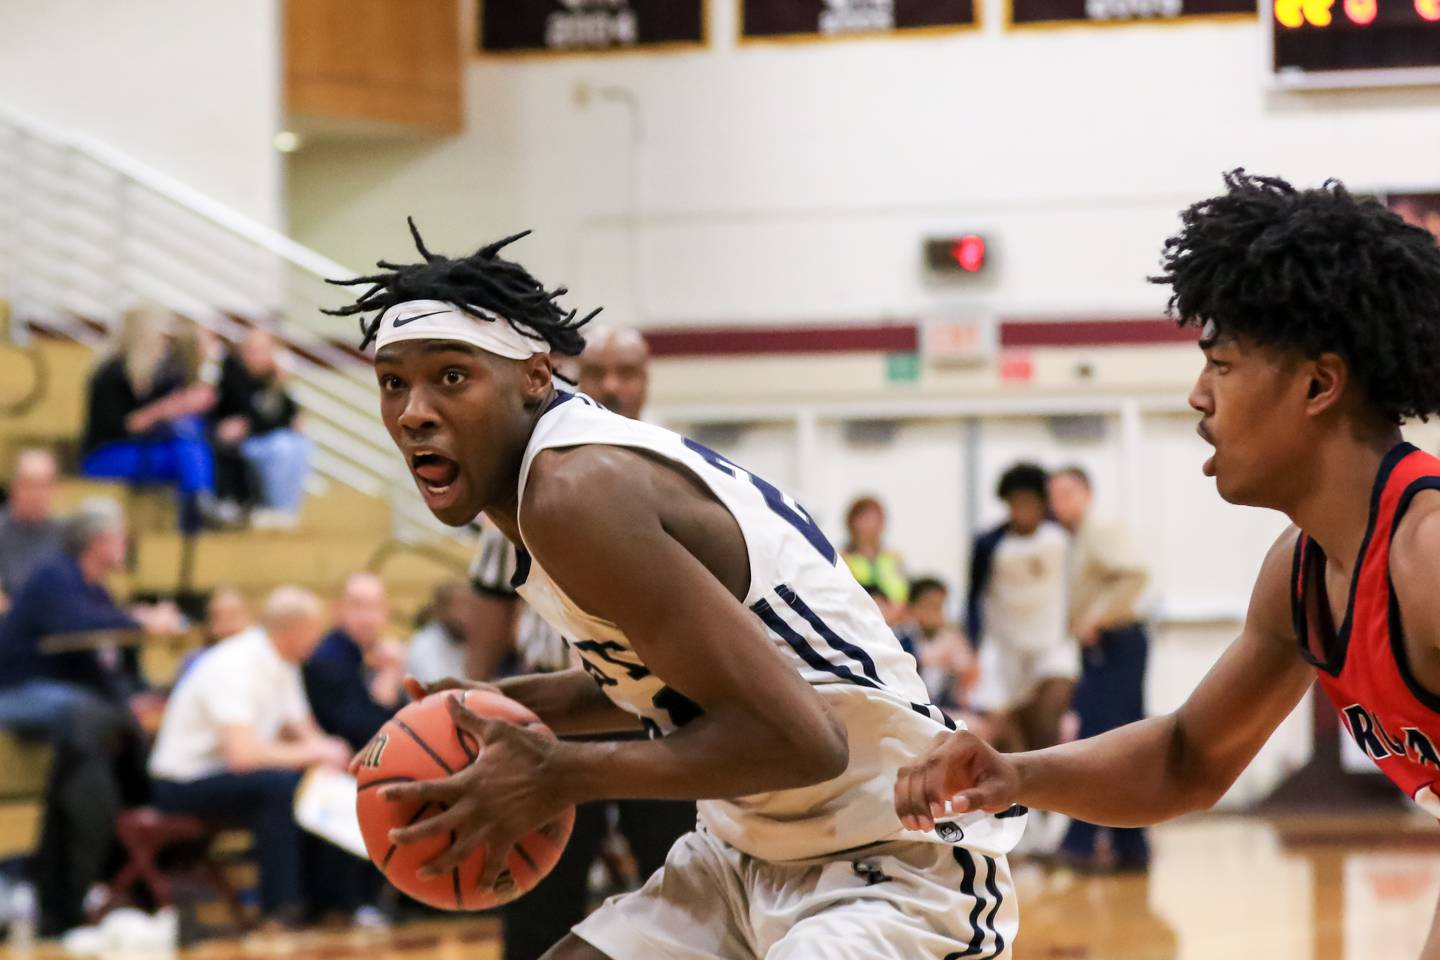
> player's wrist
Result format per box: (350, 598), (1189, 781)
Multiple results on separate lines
(543, 737), (612, 807)
(1009, 752), (1040, 808)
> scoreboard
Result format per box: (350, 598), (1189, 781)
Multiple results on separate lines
(1271, 0), (1440, 86)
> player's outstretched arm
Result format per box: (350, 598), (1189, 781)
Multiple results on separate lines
(897, 528), (1313, 830)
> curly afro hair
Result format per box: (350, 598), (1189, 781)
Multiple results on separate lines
(324, 219), (598, 356)
(997, 462), (1049, 502)
(1152, 170), (1440, 423)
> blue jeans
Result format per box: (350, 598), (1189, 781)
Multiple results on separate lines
(1062, 624), (1151, 865)
(152, 771), (361, 918)
(81, 418), (215, 534)
(239, 429), (311, 513)
(0, 680), (130, 934)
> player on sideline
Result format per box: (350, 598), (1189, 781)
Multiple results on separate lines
(894, 171), (1440, 955)
(327, 223), (1027, 960)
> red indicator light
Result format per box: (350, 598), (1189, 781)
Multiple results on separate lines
(950, 235), (986, 273)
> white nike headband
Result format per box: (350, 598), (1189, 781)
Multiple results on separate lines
(373, 299), (550, 360)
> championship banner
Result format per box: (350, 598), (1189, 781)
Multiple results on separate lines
(741, 0), (977, 41)
(1007, 0), (1253, 28)
(478, 0), (706, 54)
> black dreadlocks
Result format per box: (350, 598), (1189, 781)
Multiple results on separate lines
(324, 219), (598, 355)
(1152, 169), (1440, 423)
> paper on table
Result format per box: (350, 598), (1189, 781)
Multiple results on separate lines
(294, 766), (367, 859)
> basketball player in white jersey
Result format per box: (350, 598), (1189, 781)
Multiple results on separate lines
(327, 223), (1026, 959)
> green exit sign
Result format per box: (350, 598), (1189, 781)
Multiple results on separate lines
(886, 353), (921, 383)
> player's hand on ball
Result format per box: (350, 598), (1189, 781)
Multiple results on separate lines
(402, 674), (503, 703)
(380, 693), (567, 888)
(894, 731), (1021, 831)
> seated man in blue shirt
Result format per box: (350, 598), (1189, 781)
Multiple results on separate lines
(0, 498), (178, 935)
(302, 572), (405, 751)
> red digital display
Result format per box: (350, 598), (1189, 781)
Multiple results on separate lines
(1273, 0), (1440, 80)
(925, 236), (989, 274)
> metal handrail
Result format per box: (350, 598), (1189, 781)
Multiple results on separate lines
(0, 108), (454, 543)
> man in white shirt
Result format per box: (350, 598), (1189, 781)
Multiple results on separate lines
(966, 463), (1075, 752)
(149, 587), (352, 926)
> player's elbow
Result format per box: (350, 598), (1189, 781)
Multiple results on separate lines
(812, 714), (851, 782)
(1164, 714), (1235, 816)
(780, 709), (850, 785)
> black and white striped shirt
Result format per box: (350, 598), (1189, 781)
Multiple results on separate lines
(470, 521), (572, 674)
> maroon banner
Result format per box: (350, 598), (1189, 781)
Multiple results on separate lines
(1009, 0), (1253, 26)
(479, 0), (704, 54)
(741, 0), (977, 40)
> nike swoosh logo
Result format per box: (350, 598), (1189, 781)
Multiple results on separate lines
(392, 309), (451, 328)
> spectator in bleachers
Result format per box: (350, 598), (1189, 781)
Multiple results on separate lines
(148, 587), (356, 928)
(966, 463), (1074, 753)
(211, 330), (311, 529)
(176, 586), (255, 684)
(843, 495), (909, 605)
(897, 577), (977, 717)
(79, 304), (217, 534)
(0, 448), (63, 615)
(405, 580), (471, 685)
(577, 327), (651, 418)
(0, 499), (179, 935)
(303, 573), (405, 751)
(1049, 465), (1152, 872)
(205, 586), (252, 646)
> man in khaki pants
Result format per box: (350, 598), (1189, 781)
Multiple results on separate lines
(1048, 466), (1151, 871)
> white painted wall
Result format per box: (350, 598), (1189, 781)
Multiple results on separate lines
(289, 1), (1440, 324)
(0, 0), (283, 227)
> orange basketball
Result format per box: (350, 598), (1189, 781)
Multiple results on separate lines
(354, 689), (575, 910)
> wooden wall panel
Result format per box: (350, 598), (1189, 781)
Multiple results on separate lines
(285, 0), (462, 135)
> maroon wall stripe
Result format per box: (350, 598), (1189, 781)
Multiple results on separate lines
(644, 317), (1195, 357)
(999, 318), (1198, 349)
(643, 324), (920, 358)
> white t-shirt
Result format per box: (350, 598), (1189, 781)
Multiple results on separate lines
(981, 520), (1070, 654)
(148, 626), (312, 782)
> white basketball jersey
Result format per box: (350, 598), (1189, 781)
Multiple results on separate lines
(983, 521), (1070, 653)
(512, 392), (1025, 861)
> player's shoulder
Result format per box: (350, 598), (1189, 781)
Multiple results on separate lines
(1392, 486), (1440, 561)
(1390, 488), (1440, 625)
(523, 444), (664, 540)
(1246, 525), (1303, 637)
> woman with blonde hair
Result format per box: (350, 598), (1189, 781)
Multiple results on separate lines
(80, 304), (218, 533)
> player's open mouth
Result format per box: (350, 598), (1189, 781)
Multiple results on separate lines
(411, 450), (461, 497)
(1196, 423), (1217, 477)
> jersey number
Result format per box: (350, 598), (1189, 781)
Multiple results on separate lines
(682, 438), (837, 565)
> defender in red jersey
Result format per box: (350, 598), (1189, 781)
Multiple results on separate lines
(895, 171), (1440, 957)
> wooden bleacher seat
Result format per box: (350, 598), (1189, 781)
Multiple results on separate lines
(0, 731), (54, 860)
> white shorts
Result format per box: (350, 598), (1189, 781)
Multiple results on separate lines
(972, 641), (1079, 714)
(572, 825), (1018, 959)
